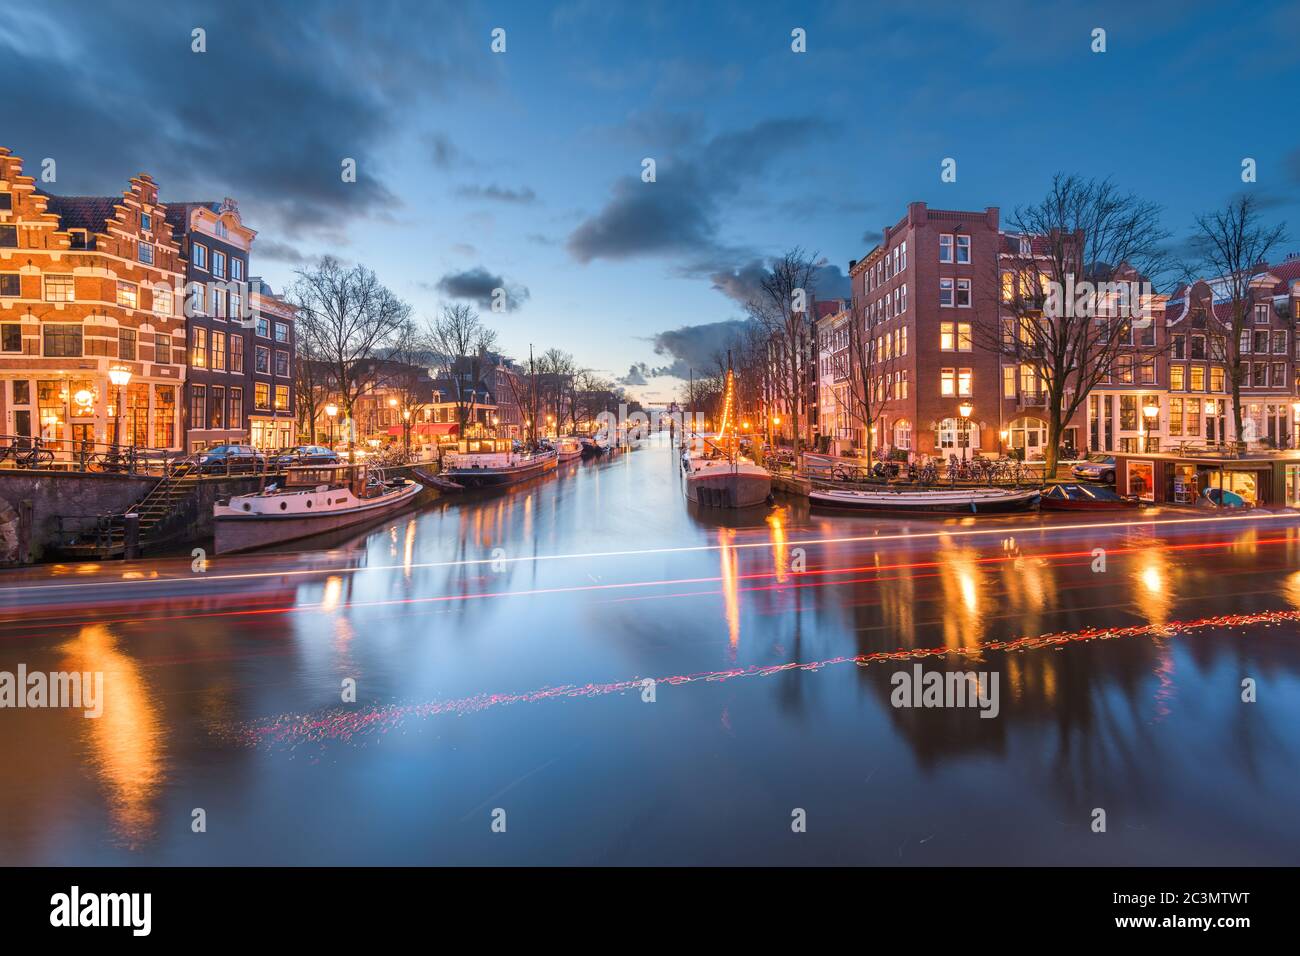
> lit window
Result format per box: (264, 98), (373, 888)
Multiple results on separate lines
(940, 368), (956, 396)
(116, 281), (138, 309)
(958, 368), (973, 396)
(940, 322), (955, 351)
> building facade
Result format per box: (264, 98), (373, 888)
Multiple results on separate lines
(0, 147), (186, 453)
(248, 277), (296, 449)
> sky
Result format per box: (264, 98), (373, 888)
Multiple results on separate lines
(2, 0), (1298, 405)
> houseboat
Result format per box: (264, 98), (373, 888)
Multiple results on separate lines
(442, 437), (558, 488)
(809, 486), (1041, 514)
(213, 463), (422, 554)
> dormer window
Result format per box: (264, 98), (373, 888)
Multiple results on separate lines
(1018, 237), (1032, 256)
(141, 212), (152, 233)
(216, 220), (228, 239)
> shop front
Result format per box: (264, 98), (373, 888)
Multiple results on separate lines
(1112, 451), (1300, 507)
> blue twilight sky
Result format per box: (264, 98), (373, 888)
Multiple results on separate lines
(2, 0), (1297, 404)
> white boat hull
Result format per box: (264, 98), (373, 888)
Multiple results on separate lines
(214, 480), (423, 554)
(685, 459), (772, 508)
(810, 486), (1041, 514)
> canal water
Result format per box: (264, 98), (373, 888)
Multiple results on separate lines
(2, 436), (1300, 864)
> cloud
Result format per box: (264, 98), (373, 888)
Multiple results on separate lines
(0, 1), (487, 241)
(455, 184), (538, 204)
(619, 362), (651, 386)
(647, 319), (750, 378)
(426, 131), (466, 169)
(255, 239), (311, 265)
(1285, 148), (1300, 186)
(708, 258), (850, 305)
(862, 229), (884, 245)
(431, 267), (530, 312)
(567, 117), (832, 264)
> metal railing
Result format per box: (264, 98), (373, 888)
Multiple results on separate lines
(0, 434), (179, 476)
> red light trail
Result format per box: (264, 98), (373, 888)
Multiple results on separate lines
(223, 607), (1300, 752)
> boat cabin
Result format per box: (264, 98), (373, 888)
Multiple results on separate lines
(282, 462), (380, 498)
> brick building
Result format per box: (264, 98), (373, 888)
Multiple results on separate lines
(0, 147), (186, 454)
(248, 277), (296, 449)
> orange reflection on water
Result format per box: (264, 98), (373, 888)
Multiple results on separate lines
(935, 539), (984, 653)
(58, 624), (165, 848)
(766, 510), (788, 583)
(1133, 549), (1172, 628)
(719, 529), (741, 655)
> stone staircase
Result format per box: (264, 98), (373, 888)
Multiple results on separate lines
(57, 468), (204, 559)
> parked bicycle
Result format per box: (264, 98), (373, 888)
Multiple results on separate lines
(0, 439), (54, 470)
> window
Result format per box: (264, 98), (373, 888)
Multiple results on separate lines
(899, 283), (907, 313)
(899, 241), (907, 270)
(1018, 236), (1032, 256)
(1170, 365), (1185, 391)
(940, 321), (972, 351)
(116, 281), (138, 309)
(118, 327), (137, 361)
(230, 288), (242, 321)
(0, 192), (11, 211)
(255, 345), (270, 374)
(152, 284), (172, 315)
(256, 317), (269, 338)
(274, 322), (289, 344)
(957, 368), (972, 396)
(191, 385), (206, 427)
(274, 385), (290, 411)
(209, 385), (225, 429)
(1273, 331), (1288, 354)
(138, 242), (154, 264)
(956, 235), (971, 264)
(0, 225), (16, 247)
(939, 234), (953, 263)
(211, 330), (226, 371)
(1190, 365), (1206, 391)
(1239, 329), (1251, 354)
(1253, 362), (1266, 388)
(191, 327), (207, 367)
(1139, 358), (1156, 384)
(1171, 334), (1185, 360)
(1273, 363), (1286, 387)
(1254, 304), (1270, 324)
(193, 243), (208, 270)
(1210, 336), (1226, 361)
(229, 387), (243, 427)
(188, 282), (205, 316)
(893, 419), (912, 450)
(1210, 367), (1224, 392)
(230, 335), (244, 372)
(0, 274), (19, 297)
(43, 323), (82, 357)
(140, 212), (152, 233)
(275, 350), (289, 377)
(255, 381), (271, 409)
(955, 278), (972, 307)
(939, 278), (954, 307)
(1, 323), (21, 352)
(212, 250), (226, 279)
(941, 368), (955, 396)
(44, 275), (75, 302)
(1189, 334), (1207, 360)
(1003, 366), (1016, 398)
(211, 287), (226, 318)
(232, 258), (244, 281)
(1254, 330), (1269, 354)
(1117, 355), (1134, 383)
(155, 333), (172, 365)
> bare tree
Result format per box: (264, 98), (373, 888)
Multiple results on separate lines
(428, 303), (498, 435)
(291, 257), (411, 447)
(381, 318), (436, 449)
(293, 337), (334, 445)
(974, 175), (1170, 474)
(1188, 194), (1289, 447)
(746, 249), (821, 451)
(841, 297), (900, 461)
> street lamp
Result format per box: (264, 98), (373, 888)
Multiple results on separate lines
(958, 401), (973, 463)
(999, 429), (1010, 456)
(402, 407), (412, 452)
(108, 366), (132, 448)
(325, 402), (338, 447)
(1143, 399), (1160, 452)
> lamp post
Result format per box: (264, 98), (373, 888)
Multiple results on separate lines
(108, 366), (132, 449)
(958, 401), (973, 463)
(403, 408), (412, 452)
(1143, 399), (1160, 452)
(325, 402), (338, 448)
(999, 429), (1010, 457)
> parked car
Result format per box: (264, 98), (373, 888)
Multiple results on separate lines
(1070, 453), (1116, 484)
(272, 445), (339, 469)
(172, 444), (267, 475)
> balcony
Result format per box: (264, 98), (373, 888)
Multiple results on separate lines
(1016, 391), (1047, 408)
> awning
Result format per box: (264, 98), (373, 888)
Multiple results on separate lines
(386, 422), (459, 437)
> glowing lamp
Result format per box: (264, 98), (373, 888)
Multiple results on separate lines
(958, 401), (973, 419)
(1143, 401), (1160, 419)
(325, 403), (338, 418)
(108, 366), (132, 388)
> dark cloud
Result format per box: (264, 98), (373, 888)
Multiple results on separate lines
(1285, 148), (1300, 185)
(455, 184), (538, 204)
(648, 319), (750, 378)
(255, 239), (311, 266)
(862, 229), (884, 246)
(619, 362), (650, 386)
(567, 117), (832, 264)
(0, 1), (486, 242)
(708, 258), (850, 305)
(426, 132), (465, 169)
(432, 267), (530, 312)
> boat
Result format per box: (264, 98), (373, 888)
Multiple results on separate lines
(580, 436), (609, 459)
(684, 454), (772, 508)
(682, 364), (771, 509)
(213, 463), (422, 554)
(411, 466), (464, 492)
(442, 437), (558, 488)
(809, 486), (1041, 514)
(553, 437), (584, 462)
(1040, 483), (1138, 511)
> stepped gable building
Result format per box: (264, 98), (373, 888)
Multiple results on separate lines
(0, 146), (186, 452)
